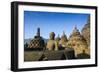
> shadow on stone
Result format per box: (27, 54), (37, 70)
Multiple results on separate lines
(77, 50), (90, 59)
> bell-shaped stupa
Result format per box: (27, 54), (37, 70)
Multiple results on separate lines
(55, 34), (60, 41)
(59, 31), (68, 47)
(81, 16), (90, 49)
(28, 28), (45, 50)
(66, 26), (88, 56)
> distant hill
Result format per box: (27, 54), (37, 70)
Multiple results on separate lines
(24, 38), (32, 44)
(43, 38), (48, 44)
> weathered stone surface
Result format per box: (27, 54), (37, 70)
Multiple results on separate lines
(66, 26), (88, 56)
(46, 32), (58, 50)
(28, 28), (45, 50)
(24, 50), (75, 61)
(77, 50), (90, 59)
(46, 40), (57, 50)
(81, 16), (90, 49)
(59, 31), (68, 47)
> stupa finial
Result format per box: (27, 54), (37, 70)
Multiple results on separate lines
(37, 27), (40, 37)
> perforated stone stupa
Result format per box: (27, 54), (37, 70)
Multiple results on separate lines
(28, 28), (45, 50)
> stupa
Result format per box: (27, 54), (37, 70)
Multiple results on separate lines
(28, 28), (45, 50)
(55, 34), (61, 49)
(59, 31), (68, 48)
(55, 34), (60, 41)
(81, 16), (90, 49)
(66, 26), (88, 56)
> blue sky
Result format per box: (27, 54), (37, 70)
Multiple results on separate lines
(24, 11), (89, 39)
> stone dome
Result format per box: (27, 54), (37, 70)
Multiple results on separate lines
(28, 37), (45, 49)
(28, 28), (45, 50)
